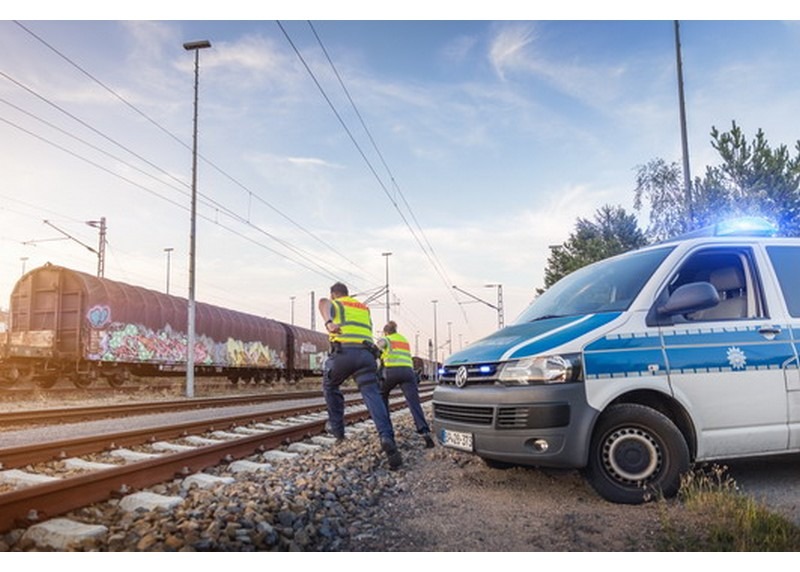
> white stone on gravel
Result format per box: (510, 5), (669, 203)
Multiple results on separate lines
(181, 473), (236, 490)
(0, 469), (60, 487)
(262, 450), (299, 462)
(63, 458), (118, 471)
(287, 442), (322, 453)
(109, 449), (163, 462)
(227, 460), (274, 473)
(209, 430), (243, 439)
(22, 518), (108, 550)
(150, 441), (197, 452)
(310, 435), (338, 446)
(183, 435), (225, 446)
(118, 491), (184, 513)
(230, 426), (269, 435)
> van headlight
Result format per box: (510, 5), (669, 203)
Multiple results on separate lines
(497, 354), (582, 385)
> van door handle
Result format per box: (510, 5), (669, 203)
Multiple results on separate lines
(758, 326), (781, 339)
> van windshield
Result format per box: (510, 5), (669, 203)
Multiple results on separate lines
(516, 246), (675, 323)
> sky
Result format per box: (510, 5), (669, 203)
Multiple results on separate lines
(1, 8), (800, 363)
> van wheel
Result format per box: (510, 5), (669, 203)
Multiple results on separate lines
(586, 404), (689, 504)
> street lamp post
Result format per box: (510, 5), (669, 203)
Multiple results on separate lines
(432, 299), (439, 383)
(184, 39), (211, 399)
(382, 252), (392, 323)
(447, 321), (452, 355)
(164, 247), (174, 294)
(290, 296), (296, 325)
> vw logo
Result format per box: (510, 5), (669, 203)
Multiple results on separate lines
(455, 366), (468, 388)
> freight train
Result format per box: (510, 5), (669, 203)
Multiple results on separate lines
(0, 263), (437, 390)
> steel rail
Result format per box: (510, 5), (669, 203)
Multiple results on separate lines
(0, 393), (432, 534)
(0, 410), (355, 534)
(0, 401), (329, 469)
(0, 390), (329, 426)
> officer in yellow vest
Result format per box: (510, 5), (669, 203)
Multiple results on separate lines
(377, 320), (435, 448)
(319, 282), (402, 469)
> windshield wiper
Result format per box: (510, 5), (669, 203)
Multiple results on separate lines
(528, 314), (564, 322)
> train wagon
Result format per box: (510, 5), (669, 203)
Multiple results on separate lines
(0, 263), (329, 389)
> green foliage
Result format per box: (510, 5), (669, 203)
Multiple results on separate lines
(542, 122), (800, 291)
(657, 465), (800, 551)
(542, 205), (647, 289)
(636, 121), (800, 240)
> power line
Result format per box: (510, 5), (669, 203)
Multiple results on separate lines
(279, 20), (467, 328)
(11, 20), (370, 282)
(308, 21), (458, 299)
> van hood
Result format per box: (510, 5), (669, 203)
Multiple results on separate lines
(445, 312), (622, 365)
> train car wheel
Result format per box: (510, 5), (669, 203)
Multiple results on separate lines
(72, 375), (93, 389)
(35, 375), (58, 389)
(7, 365), (35, 385)
(105, 374), (126, 388)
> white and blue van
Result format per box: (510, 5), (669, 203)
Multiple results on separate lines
(432, 217), (800, 504)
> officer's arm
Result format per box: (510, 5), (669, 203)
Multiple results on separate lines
(318, 298), (340, 333)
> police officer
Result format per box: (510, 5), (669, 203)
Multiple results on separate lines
(377, 320), (435, 448)
(319, 282), (402, 469)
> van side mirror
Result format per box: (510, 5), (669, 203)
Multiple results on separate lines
(646, 282), (720, 326)
(658, 282), (720, 317)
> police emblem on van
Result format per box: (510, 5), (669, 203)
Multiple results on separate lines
(455, 366), (468, 387)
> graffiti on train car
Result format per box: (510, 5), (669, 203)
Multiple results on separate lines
(86, 320), (286, 368)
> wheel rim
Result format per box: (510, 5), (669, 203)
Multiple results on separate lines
(601, 427), (662, 485)
(72, 375), (92, 389)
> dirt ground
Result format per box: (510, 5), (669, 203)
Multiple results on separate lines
(353, 443), (686, 552)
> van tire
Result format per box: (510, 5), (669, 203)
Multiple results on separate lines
(586, 403), (689, 504)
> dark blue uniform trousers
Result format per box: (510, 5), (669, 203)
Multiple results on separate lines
(323, 346), (395, 442)
(380, 366), (431, 434)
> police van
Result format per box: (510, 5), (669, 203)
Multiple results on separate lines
(432, 217), (800, 504)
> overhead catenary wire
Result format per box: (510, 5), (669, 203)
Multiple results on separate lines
(10, 19), (371, 285)
(279, 21), (469, 338)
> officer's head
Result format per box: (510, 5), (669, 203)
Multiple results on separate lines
(330, 282), (349, 299)
(383, 320), (397, 335)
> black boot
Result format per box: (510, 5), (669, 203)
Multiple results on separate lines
(381, 439), (403, 470)
(423, 431), (435, 449)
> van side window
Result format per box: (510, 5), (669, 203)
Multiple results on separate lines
(766, 245), (800, 317)
(665, 248), (763, 322)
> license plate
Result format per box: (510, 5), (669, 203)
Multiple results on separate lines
(440, 428), (473, 452)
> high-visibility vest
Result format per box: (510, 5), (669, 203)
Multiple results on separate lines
(381, 332), (414, 368)
(330, 296), (374, 345)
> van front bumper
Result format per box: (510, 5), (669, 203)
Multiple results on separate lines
(431, 382), (599, 468)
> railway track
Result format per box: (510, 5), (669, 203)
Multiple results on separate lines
(0, 390), (433, 539)
(0, 389), (344, 427)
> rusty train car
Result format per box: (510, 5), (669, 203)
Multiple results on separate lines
(0, 263), (330, 389)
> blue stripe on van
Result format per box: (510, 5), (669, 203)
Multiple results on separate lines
(503, 312), (622, 361)
(585, 348), (667, 379)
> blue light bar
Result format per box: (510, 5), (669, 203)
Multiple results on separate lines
(661, 216), (777, 243)
(715, 216), (777, 236)
(479, 365), (492, 374)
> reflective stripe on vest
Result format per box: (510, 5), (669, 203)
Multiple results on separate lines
(381, 333), (413, 368)
(331, 296), (373, 344)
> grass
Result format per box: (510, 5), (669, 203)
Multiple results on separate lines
(657, 464), (800, 551)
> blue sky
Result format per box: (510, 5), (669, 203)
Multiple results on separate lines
(1, 12), (800, 361)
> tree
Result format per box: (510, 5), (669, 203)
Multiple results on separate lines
(542, 205), (648, 289)
(635, 122), (800, 239)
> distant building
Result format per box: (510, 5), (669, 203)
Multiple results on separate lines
(0, 308), (7, 333)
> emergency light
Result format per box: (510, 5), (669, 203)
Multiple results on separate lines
(665, 216), (777, 242)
